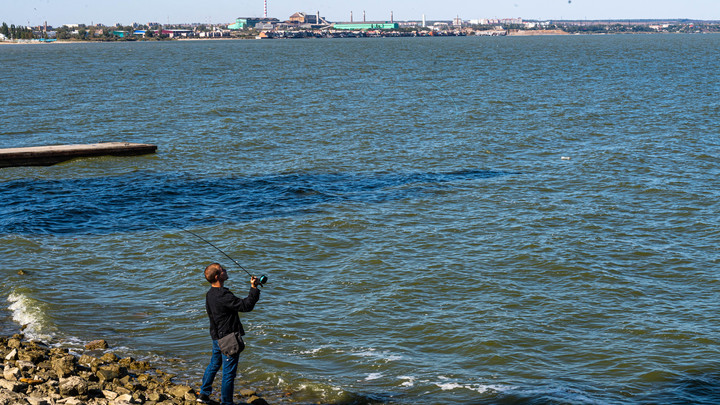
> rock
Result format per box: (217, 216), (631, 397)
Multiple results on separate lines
(129, 360), (150, 371)
(102, 390), (119, 400)
(183, 390), (197, 401)
(17, 360), (37, 371)
(79, 355), (102, 368)
(114, 393), (133, 403)
(96, 364), (123, 382)
(59, 376), (89, 397)
(7, 338), (22, 349)
(247, 395), (269, 405)
(19, 349), (46, 363)
(132, 391), (146, 402)
(0, 378), (28, 392)
(26, 396), (52, 405)
(3, 365), (21, 380)
(0, 389), (25, 404)
(5, 348), (18, 361)
(99, 353), (119, 363)
(145, 391), (162, 402)
(167, 385), (192, 399)
(36, 360), (53, 371)
(49, 347), (69, 357)
(60, 398), (86, 405)
(238, 388), (256, 397)
(52, 354), (78, 378)
(118, 357), (133, 368)
(85, 340), (109, 351)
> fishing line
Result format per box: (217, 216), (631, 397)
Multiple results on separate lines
(180, 227), (268, 287)
(157, 224), (268, 287)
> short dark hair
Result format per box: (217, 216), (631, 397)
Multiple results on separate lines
(204, 263), (223, 283)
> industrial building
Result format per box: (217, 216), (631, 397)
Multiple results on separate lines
(228, 17), (279, 30)
(333, 22), (399, 30)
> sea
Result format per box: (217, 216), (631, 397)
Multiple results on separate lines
(1, 34), (719, 404)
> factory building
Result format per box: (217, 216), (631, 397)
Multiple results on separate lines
(333, 22), (399, 30)
(228, 17), (279, 30)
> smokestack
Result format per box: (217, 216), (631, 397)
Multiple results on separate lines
(391, 11), (393, 23)
(350, 11), (353, 22)
(363, 10), (366, 22)
(422, 14), (426, 27)
(317, 11), (320, 24)
(264, 0), (267, 18)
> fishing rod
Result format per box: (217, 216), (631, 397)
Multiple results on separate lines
(180, 227), (268, 287)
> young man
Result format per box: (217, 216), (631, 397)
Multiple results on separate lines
(198, 263), (261, 404)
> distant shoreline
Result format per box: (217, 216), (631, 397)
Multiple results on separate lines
(1, 30), (718, 45)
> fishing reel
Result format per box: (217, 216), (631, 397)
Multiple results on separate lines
(255, 275), (268, 287)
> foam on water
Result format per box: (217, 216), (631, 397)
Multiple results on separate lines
(7, 291), (54, 341)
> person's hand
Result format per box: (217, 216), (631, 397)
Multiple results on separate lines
(250, 276), (259, 289)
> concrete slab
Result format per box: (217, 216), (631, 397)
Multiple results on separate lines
(0, 142), (157, 168)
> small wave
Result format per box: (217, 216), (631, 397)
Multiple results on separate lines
(365, 373), (383, 381)
(399, 375), (415, 387)
(7, 291), (55, 341)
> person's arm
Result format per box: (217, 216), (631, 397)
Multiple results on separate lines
(223, 277), (260, 312)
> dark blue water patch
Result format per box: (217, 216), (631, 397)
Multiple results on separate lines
(636, 372), (720, 405)
(0, 169), (513, 235)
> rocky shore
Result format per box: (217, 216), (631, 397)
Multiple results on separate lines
(0, 334), (269, 405)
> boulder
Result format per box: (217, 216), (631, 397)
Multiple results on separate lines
(247, 395), (269, 405)
(167, 385), (192, 399)
(239, 388), (256, 397)
(99, 353), (119, 364)
(0, 389), (25, 404)
(85, 340), (109, 351)
(3, 366), (20, 381)
(59, 376), (89, 397)
(4, 348), (17, 361)
(52, 354), (78, 378)
(0, 378), (27, 392)
(114, 393), (133, 403)
(19, 349), (46, 363)
(79, 355), (102, 368)
(7, 338), (22, 349)
(102, 390), (119, 400)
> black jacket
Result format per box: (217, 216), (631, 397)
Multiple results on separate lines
(205, 286), (260, 340)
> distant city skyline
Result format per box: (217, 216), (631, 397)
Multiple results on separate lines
(4, 0), (720, 27)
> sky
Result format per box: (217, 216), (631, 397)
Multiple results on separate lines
(3, 0), (719, 27)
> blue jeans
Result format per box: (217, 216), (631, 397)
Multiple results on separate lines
(200, 340), (239, 405)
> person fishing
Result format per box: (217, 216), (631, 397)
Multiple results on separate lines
(197, 263), (261, 404)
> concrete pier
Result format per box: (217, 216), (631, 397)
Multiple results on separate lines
(0, 142), (157, 168)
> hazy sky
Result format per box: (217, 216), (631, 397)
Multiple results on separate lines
(4, 0), (719, 27)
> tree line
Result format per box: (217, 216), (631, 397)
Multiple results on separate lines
(1, 23), (34, 39)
